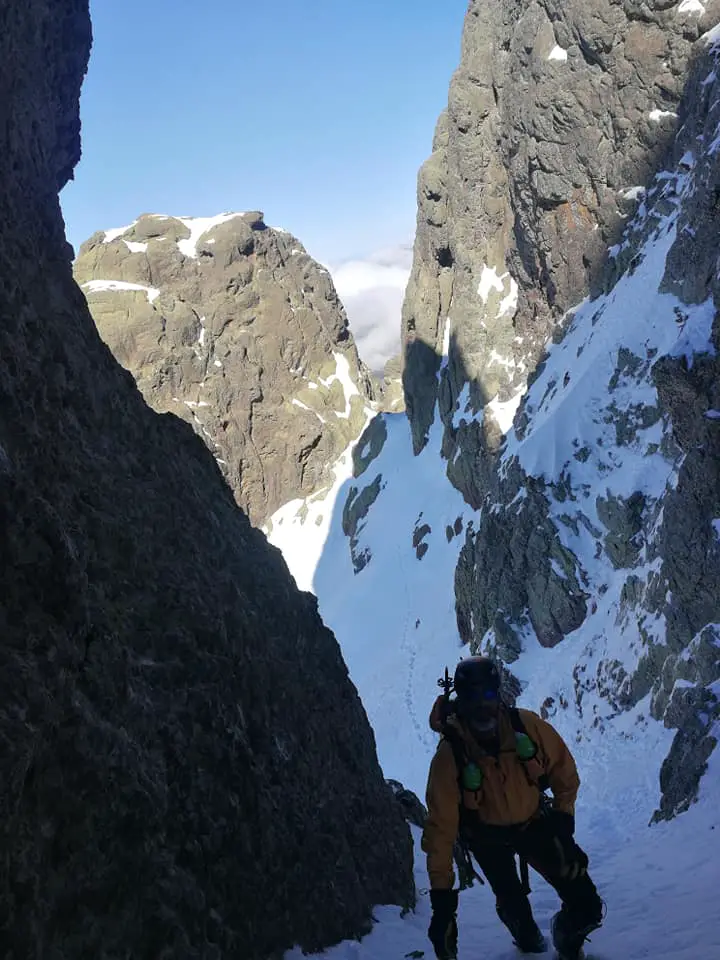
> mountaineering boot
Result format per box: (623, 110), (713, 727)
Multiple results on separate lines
(497, 904), (546, 954)
(551, 909), (597, 960)
(514, 926), (547, 954)
(428, 890), (459, 959)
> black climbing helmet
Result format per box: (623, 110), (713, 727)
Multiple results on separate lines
(453, 656), (501, 700)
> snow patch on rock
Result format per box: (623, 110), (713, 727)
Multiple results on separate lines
(621, 186), (647, 201)
(82, 279), (160, 304)
(477, 266), (519, 320)
(123, 240), (148, 254)
(677, 0), (706, 15)
(451, 382), (475, 429)
(497, 276), (519, 318)
(487, 387), (524, 434)
(176, 213), (245, 258)
(477, 265), (504, 303)
(319, 352), (361, 419)
(703, 23), (720, 46)
(103, 222), (137, 243)
(291, 398), (326, 424)
(649, 109), (679, 123)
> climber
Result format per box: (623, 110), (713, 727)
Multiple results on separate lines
(423, 656), (604, 960)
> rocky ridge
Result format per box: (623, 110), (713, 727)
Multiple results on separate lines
(75, 213), (375, 524)
(402, 0), (720, 455)
(0, 1), (412, 956)
(398, 1), (720, 819)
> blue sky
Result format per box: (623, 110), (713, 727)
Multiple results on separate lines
(61, 0), (467, 265)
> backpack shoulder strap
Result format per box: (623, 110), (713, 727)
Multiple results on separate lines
(441, 725), (468, 782)
(508, 707), (550, 793)
(508, 706), (527, 734)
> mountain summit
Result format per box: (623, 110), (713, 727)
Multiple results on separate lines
(75, 211), (376, 523)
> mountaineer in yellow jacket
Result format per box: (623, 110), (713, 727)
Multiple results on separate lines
(422, 656), (604, 960)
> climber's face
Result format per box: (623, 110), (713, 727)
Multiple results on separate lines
(456, 686), (500, 736)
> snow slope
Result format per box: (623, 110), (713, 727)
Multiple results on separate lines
(283, 779), (719, 960)
(269, 411), (469, 792)
(270, 406), (719, 960)
(268, 143), (719, 959)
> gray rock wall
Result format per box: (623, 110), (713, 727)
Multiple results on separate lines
(402, 0), (720, 454)
(0, 2), (413, 956)
(646, 44), (720, 818)
(402, 0), (720, 820)
(74, 214), (375, 524)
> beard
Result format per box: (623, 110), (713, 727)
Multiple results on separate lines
(468, 715), (499, 738)
(456, 699), (500, 739)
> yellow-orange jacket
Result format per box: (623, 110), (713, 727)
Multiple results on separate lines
(422, 699), (580, 889)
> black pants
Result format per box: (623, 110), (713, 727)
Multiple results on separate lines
(466, 814), (603, 940)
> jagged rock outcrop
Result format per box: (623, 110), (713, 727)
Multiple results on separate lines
(343, 475), (383, 572)
(403, 1), (720, 820)
(74, 214), (375, 523)
(387, 779), (427, 828)
(402, 0), (720, 454)
(644, 42), (720, 817)
(0, 2), (413, 957)
(353, 414), (389, 479)
(381, 355), (405, 412)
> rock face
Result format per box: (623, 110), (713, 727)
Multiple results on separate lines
(403, 0), (720, 454)
(381, 354), (406, 412)
(0, 2), (413, 957)
(74, 214), (375, 524)
(403, 1), (720, 820)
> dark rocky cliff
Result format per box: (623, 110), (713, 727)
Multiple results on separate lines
(0, 2), (412, 956)
(401, 0), (720, 820)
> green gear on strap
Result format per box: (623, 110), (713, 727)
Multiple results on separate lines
(515, 732), (537, 760)
(461, 762), (483, 791)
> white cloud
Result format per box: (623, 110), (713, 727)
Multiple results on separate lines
(330, 244), (412, 374)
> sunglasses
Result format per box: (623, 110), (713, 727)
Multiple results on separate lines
(458, 686), (499, 702)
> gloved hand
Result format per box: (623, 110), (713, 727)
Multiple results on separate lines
(428, 889), (459, 959)
(549, 812), (588, 881)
